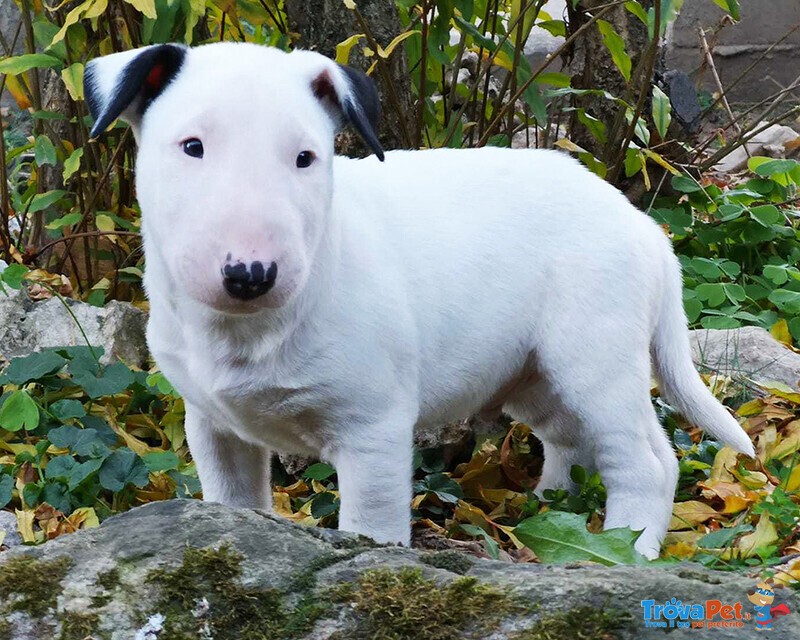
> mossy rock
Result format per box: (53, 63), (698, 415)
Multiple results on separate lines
(0, 500), (797, 640)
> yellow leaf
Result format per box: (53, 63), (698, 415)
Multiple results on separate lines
(95, 214), (116, 233)
(5, 74), (31, 109)
(709, 446), (739, 483)
(772, 420), (800, 460)
(343, 0), (356, 9)
(51, 0), (96, 46)
(771, 318), (793, 346)
(61, 62), (84, 101)
(15, 509), (36, 543)
(123, 0), (157, 19)
(642, 148), (680, 175)
(785, 465), (800, 492)
(68, 507), (99, 530)
(738, 514), (778, 557)
(757, 381), (800, 404)
(335, 33), (365, 65)
(731, 468), (768, 490)
(669, 500), (719, 530)
(0, 531), (5, 546)
(379, 30), (419, 59)
(83, 0), (108, 19)
(722, 494), (754, 515)
(737, 398), (765, 417)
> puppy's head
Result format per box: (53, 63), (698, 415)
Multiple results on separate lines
(85, 43), (383, 314)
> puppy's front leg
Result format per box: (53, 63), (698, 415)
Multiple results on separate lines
(185, 403), (273, 510)
(330, 420), (414, 545)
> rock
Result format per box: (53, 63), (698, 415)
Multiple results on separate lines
(0, 511), (21, 549)
(0, 500), (797, 639)
(712, 123), (800, 173)
(690, 327), (800, 391)
(0, 287), (149, 367)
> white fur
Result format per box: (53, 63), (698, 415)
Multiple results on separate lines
(86, 42), (754, 559)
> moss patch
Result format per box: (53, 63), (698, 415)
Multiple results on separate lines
(328, 566), (521, 640)
(91, 567), (121, 608)
(513, 606), (633, 640)
(60, 610), (101, 640)
(420, 550), (475, 575)
(0, 555), (71, 617)
(146, 544), (325, 640)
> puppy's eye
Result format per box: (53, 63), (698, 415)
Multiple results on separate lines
(182, 138), (204, 158)
(296, 151), (315, 168)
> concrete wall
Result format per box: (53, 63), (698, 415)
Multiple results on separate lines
(666, 0), (800, 105)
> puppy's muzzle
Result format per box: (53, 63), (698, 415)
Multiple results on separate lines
(221, 259), (278, 300)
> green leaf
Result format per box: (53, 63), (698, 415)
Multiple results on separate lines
(0, 391), (40, 432)
(712, 0), (739, 20)
(62, 148), (84, 181)
(695, 283), (726, 307)
(514, 511), (647, 566)
(624, 1), (649, 25)
(34, 135), (57, 167)
(769, 289), (800, 315)
(671, 174), (702, 193)
(50, 399), (86, 421)
(698, 523), (753, 549)
(71, 362), (135, 399)
(143, 451), (180, 473)
(45, 455), (76, 481)
(596, 20), (631, 82)
(309, 492), (340, 518)
(99, 448), (149, 492)
(27, 190), (66, 213)
(0, 474), (13, 509)
(22, 483), (41, 507)
(1, 264), (28, 289)
(413, 473), (463, 504)
(45, 212), (83, 231)
(750, 205), (782, 226)
(460, 524), (500, 560)
(42, 481), (71, 513)
(68, 458), (103, 490)
(0, 53), (60, 75)
(1, 351), (67, 384)
(303, 462), (336, 481)
(651, 85), (671, 139)
(752, 158), (799, 177)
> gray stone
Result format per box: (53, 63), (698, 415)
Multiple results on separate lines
(0, 286), (149, 367)
(666, 0), (800, 104)
(0, 511), (21, 549)
(1, 500), (797, 639)
(712, 123), (800, 173)
(690, 326), (800, 391)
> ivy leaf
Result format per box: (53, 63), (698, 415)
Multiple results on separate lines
(143, 451), (180, 473)
(71, 362), (135, 399)
(42, 481), (71, 514)
(514, 511), (647, 566)
(49, 399), (86, 421)
(0, 390), (40, 432)
(68, 459), (103, 490)
(1, 351), (67, 384)
(99, 448), (149, 492)
(45, 455), (77, 481)
(413, 473), (463, 504)
(309, 492), (340, 518)
(0, 474), (13, 509)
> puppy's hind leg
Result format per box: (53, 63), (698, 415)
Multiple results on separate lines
(505, 399), (594, 497)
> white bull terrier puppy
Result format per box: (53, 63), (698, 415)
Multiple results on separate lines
(85, 42), (754, 559)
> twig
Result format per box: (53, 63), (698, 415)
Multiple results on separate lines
(699, 28), (740, 137)
(33, 230), (141, 262)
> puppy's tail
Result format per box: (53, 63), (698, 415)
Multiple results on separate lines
(651, 249), (755, 457)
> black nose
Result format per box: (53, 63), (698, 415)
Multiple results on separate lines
(221, 260), (277, 300)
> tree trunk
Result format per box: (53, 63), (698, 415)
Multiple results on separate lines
(285, 0), (414, 155)
(566, 0), (654, 161)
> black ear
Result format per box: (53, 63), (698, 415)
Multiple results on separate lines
(85, 44), (187, 138)
(312, 65), (384, 161)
